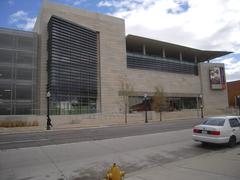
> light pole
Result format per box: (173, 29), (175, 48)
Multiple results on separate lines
(46, 91), (52, 130)
(199, 94), (204, 119)
(143, 93), (148, 123)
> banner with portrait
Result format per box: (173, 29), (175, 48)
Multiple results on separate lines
(209, 67), (226, 90)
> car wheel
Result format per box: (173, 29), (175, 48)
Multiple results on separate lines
(228, 136), (236, 148)
(201, 142), (208, 146)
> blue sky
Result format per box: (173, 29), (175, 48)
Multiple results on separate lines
(0, 0), (111, 30)
(0, 0), (239, 81)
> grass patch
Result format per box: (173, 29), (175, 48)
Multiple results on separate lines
(0, 120), (39, 128)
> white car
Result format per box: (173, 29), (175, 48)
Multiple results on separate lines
(192, 116), (240, 147)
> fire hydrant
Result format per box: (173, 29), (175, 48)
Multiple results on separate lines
(106, 163), (125, 180)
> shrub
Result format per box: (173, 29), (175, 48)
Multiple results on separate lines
(0, 120), (39, 128)
(32, 121), (39, 126)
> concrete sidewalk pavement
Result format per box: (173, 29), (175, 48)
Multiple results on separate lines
(125, 146), (240, 180)
(0, 120), (152, 135)
(0, 123), (109, 134)
(0, 117), (201, 135)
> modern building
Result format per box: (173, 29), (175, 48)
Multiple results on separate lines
(0, 28), (37, 115)
(0, 1), (232, 124)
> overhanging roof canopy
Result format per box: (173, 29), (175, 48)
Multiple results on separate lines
(126, 35), (232, 62)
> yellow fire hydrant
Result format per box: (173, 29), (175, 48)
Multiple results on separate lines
(106, 163), (125, 180)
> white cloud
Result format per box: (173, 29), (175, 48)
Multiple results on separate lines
(9, 11), (27, 23)
(65, 0), (87, 6)
(73, 0), (87, 5)
(98, 0), (147, 10)
(98, 0), (240, 81)
(212, 53), (240, 81)
(9, 10), (36, 31)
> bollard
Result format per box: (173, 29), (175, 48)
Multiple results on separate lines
(106, 163), (125, 180)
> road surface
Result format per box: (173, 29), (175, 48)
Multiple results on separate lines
(0, 118), (203, 150)
(1, 127), (239, 180)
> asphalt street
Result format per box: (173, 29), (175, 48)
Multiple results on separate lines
(0, 118), (203, 150)
(1, 128), (239, 180)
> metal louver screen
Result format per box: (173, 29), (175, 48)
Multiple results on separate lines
(47, 16), (98, 103)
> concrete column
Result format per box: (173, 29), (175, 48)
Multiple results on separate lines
(162, 48), (166, 58)
(142, 44), (146, 55)
(179, 52), (182, 62)
(198, 63), (228, 115)
(196, 96), (199, 118)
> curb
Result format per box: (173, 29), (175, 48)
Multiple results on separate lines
(0, 117), (201, 135)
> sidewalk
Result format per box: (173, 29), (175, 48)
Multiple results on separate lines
(0, 117), (200, 134)
(125, 146), (240, 180)
(0, 123), (118, 134)
(0, 120), (157, 134)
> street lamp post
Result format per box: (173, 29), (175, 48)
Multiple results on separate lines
(46, 91), (52, 130)
(143, 94), (148, 123)
(199, 94), (204, 119)
(200, 105), (204, 119)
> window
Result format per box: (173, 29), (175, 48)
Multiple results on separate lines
(0, 50), (13, 64)
(202, 118), (225, 126)
(229, 118), (240, 127)
(17, 37), (33, 51)
(0, 66), (12, 79)
(182, 97), (197, 109)
(16, 68), (32, 80)
(0, 33), (14, 48)
(0, 84), (12, 100)
(15, 103), (32, 115)
(168, 97), (197, 110)
(16, 85), (32, 100)
(17, 52), (33, 65)
(0, 103), (11, 115)
(129, 96), (198, 112)
(127, 53), (198, 75)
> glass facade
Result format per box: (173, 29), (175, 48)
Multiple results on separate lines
(48, 16), (98, 115)
(129, 96), (199, 112)
(127, 53), (198, 75)
(168, 97), (198, 110)
(0, 29), (37, 115)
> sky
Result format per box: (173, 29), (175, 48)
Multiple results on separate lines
(0, 0), (239, 82)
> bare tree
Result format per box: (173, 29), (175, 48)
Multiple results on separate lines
(119, 81), (134, 124)
(152, 87), (167, 121)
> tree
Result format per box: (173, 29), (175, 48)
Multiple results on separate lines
(152, 87), (167, 121)
(119, 81), (134, 124)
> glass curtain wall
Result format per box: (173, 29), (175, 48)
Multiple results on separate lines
(129, 96), (198, 112)
(48, 16), (98, 115)
(0, 29), (37, 115)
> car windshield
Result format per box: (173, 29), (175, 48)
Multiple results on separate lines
(202, 118), (225, 126)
